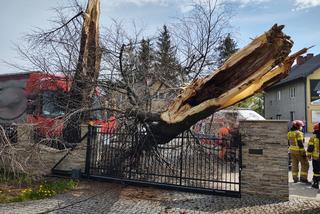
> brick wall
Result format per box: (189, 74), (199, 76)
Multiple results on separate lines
(239, 120), (289, 201)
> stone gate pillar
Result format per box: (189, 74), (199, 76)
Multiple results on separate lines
(239, 120), (289, 201)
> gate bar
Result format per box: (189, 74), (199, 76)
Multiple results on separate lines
(87, 175), (241, 198)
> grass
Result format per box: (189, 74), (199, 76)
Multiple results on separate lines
(0, 178), (78, 203)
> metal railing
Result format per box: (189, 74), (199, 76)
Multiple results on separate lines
(85, 125), (241, 197)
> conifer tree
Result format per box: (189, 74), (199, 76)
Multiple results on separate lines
(216, 33), (238, 66)
(155, 25), (180, 83)
(137, 38), (154, 82)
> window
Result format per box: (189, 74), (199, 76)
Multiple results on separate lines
(277, 90), (281, 101)
(289, 87), (295, 98)
(42, 91), (65, 117)
(276, 114), (281, 120)
(290, 111), (295, 121)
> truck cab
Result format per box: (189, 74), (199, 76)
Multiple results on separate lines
(25, 72), (70, 138)
(0, 71), (116, 145)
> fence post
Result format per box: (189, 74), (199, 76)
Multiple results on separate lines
(179, 132), (184, 185)
(85, 125), (93, 177)
(129, 130), (136, 180)
(238, 134), (242, 197)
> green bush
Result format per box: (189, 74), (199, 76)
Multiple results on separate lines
(0, 179), (78, 203)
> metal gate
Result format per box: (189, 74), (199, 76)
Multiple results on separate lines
(85, 125), (242, 197)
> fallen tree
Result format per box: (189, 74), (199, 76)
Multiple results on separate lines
(132, 24), (307, 145)
(11, 0), (306, 147)
(100, 24), (307, 170)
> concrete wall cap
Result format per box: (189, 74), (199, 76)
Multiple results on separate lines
(239, 120), (289, 123)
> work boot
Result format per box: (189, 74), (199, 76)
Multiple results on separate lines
(312, 182), (319, 189)
(300, 178), (311, 185)
(312, 177), (320, 189)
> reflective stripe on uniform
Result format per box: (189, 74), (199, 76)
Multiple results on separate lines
(289, 147), (305, 151)
(296, 131), (304, 141)
(300, 172), (308, 176)
(314, 173), (320, 176)
(308, 135), (320, 160)
(292, 172), (298, 176)
(288, 131), (304, 151)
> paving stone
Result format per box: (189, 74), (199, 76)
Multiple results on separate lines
(1, 181), (320, 214)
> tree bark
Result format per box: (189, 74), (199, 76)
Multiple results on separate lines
(136, 24), (307, 144)
(68, 0), (101, 112)
(64, 0), (101, 143)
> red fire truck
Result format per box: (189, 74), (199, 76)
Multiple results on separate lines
(0, 71), (115, 140)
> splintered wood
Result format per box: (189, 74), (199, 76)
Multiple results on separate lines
(161, 24), (307, 124)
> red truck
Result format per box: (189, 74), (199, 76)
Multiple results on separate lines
(0, 71), (115, 142)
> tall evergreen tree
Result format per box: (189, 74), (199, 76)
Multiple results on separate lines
(137, 38), (154, 82)
(216, 33), (238, 66)
(155, 25), (180, 83)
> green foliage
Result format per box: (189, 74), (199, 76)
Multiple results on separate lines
(122, 25), (181, 85)
(0, 169), (33, 187)
(234, 93), (264, 116)
(155, 25), (181, 83)
(137, 38), (154, 81)
(216, 33), (238, 66)
(0, 179), (78, 203)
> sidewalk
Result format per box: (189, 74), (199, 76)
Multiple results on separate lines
(289, 170), (320, 200)
(1, 181), (320, 214)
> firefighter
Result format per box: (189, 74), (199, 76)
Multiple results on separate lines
(218, 127), (231, 159)
(288, 120), (309, 183)
(307, 123), (320, 189)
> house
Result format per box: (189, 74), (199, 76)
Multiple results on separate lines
(264, 53), (320, 132)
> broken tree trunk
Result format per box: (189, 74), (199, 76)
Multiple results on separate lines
(64, 0), (101, 143)
(136, 24), (307, 144)
(68, 0), (101, 111)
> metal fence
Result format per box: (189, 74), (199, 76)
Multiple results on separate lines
(85, 125), (242, 197)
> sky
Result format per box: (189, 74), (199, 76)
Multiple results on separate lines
(0, 0), (320, 74)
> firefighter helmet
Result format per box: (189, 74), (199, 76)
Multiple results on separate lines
(313, 123), (320, 131)
(292, 120), (304, 129)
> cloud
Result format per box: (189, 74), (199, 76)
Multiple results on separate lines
(228, 0), (270, 5)
(108, 0), (169, 7)
(294, 0), (320, 10)
(109, 0), (271, 11)
(178, 0), (272, 13)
